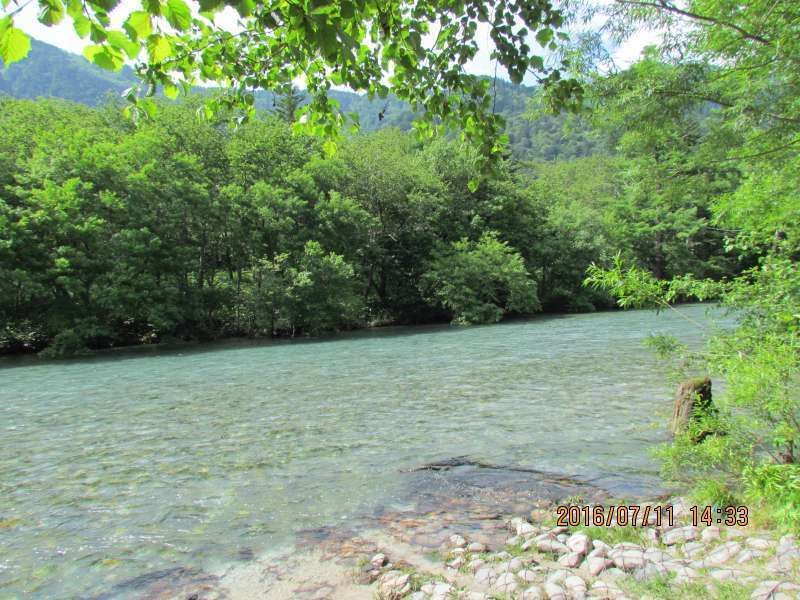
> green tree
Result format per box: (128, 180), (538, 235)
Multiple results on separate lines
(422, 232), (539, 324)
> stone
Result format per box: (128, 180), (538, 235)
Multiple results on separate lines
(643, 528), (659, 543)
(633, 562), (669, 581)
(701, 525), (721, 542)
(546, 569), (572, 585)
(588, 581), (624, 599)
(746, 538), (773, 551)
(521, 585), (544, 600)
(682, 541), (705, 559)
(709, 568), (746, 581)
(465, 594), (489, 600)
(450, 547), (466, 556)
(409, 592), (426, 600)
(703, 541), (741, 567)
(494, 572), (518, 594)
(378, 571), (411, 599)
(556, 533), (568, 543)
(610, 549), (646, 570)
(509, 557), (525, 572)
(671, 565), (700, 583)
(543, 582), (567, 600)
(448, 534), (467, 548)
(565, 575), (587, 599)
(474, 567), (496, 585)
(662, 525), (699, 546)
(431, 583), (453, 600)
(518, 569), (538, 582)
(751, 581), (800, 600)
(496, 551), (513, 560)
(446, 556), (464, 570)
(736, 549), (760, 563)
(566, 533), (592, 556)
(592, 540), (612, 555)
(643, 548), (671, 564)
(370, 553), (387, 569)
(467, 558), (485, 573)
(777, 534), (797, 554)
(558, 551), (583, 568)
(537, 538), (570, 554)
(602, 568), (626, 579)
(586, 555), (614, 576)
(467, 541), (487, 553)
(517, 521), (537, 536)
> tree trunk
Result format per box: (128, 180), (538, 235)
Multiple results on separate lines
(670, 377), (713, 438)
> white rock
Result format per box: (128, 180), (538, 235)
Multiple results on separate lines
(703, 541), (741, 567)
(746, 537), (773, 550)
(521, 585), (544, 600)
(474, 566), (496, 585)
(537, 538), (570, 554)
(465, 593), (490, 600)
(602, 568), (626, 579)
(751, 581), (800, 600)
(409, 592), (426, 600)
(610, 549), (646, 570)
(518, 521), (537, 536)
(709, 568), (746, 581)
(683, 541), (705, 559)
(378, 570), (411, 598)
(556, 533), (568, 543)
(546, 569), (572, 585)
(565, 574), (587, 599)
(777, 534), (797, 554)
(449, 534), (467, 548)
(494, 572), (518, 594)
(370, 553), (387, 568)
(544, 582), (567, 600)
(509, 557), (525, 572)
(736, 549), (760, 563)
(567, 533), (592, 556)
(447, 556), (464, 570)
(496, 551), (513, 560)
(671, 565), (700, 583)
(558, 551), (583, 568)
(431, 583), (454, 600)
(588, 581), (624, 599)
(633, 562), (669, 581)
(643, 548), (671, 563)
(467, 558), (485, 572)
(467, 541), (487, 553)
(518, 568), (538, 582)
(586, 555), (614, 576)
(662, 525), (699, 546)
(701, 525), (721, 542)
(670, 497), (691, 519)
(592, 540), (612, 555)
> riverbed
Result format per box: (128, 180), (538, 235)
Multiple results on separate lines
(0, 304), (728, 598)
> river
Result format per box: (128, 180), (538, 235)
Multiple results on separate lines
(0, 304), (728, 598)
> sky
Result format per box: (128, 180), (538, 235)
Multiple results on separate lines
(12, 1), (662, 83)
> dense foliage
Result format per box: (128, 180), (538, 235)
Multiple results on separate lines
(581, 0), (800, 530)
(0, 94), (733, 355)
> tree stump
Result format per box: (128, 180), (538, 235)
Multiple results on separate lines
(670, 377), (713, 437)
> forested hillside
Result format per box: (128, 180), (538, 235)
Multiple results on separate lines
(0, 94), (735, 356)
(0, 40), (602, 161)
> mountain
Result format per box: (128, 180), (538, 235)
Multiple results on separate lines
(1, 39), (602, 161)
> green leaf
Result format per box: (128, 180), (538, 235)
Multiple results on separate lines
(73, 15), (92, 38)
(0, 27), (31, 65)
(106, 30), (139, 58)
(123, 11), (152, 41)
(165, 0), (191, 31)
(147, 35), (172, 62)
(163, 82), (179, 99)
(467, 178), (479, 193)
(38, 0), (65, 26)
(0, 16), (11, 37)
(83, 44), (124, 70)
(535, 28), (553, 47)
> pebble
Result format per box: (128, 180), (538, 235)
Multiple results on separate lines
(466, 558), (485, 573)
(467, 541), (486, 553)
(558, 551), (583, 568)
(474, 566), (496, 585)
(566, 533), (591, 555)
(537, 538), (570, 554)
(494, 572), (518, 594)
(448, 534), (467, 548)
(703, 541), (741, 567)
(609, 548), (646, 570)
(378, 570), (410, 597)
(751, 581), (800, 600)
(520, 585), (544, 599)
(746, 537), (773, 550)
(544, 582), (567, 600)
(662, 525), (699, 546)
(701, 525), (721, 542)
(370, 553), (387, 568)
(586, 555), (614, 576)
(588, 580), (624, 599)
(682, 541), (705, 558)
(592, 540), (611, 555)
(565, 574), (587, 599)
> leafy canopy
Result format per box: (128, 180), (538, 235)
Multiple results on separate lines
(0, 0), (582, 162)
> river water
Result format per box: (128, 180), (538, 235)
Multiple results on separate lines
(0, 304), (727, 598)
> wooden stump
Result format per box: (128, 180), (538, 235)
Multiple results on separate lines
(670, 377), (713, 437)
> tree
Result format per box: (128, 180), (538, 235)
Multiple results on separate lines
(0, 0), (582, 164)
(273, 86), (305, 124)
(421, 232), (539, 324)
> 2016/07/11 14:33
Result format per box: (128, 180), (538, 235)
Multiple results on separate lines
(555, 504), (750, 528)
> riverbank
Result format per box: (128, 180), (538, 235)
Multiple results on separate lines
(210, 495), (798, 600)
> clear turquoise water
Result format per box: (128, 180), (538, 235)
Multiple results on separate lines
(0, 304), (724, 598)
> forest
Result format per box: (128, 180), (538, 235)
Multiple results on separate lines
(0, 90), (735, 357)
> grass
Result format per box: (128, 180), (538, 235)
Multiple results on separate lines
(573, 524), (647, 546)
